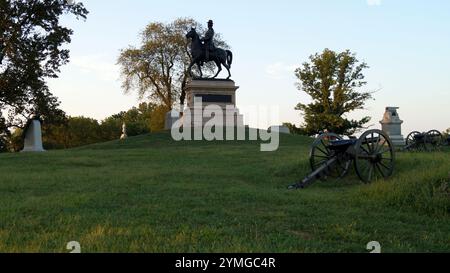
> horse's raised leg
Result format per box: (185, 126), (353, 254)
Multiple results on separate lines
(213, 61), (222, 78)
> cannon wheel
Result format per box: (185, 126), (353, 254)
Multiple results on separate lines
(425, 130), (443, 151)
(406, 131), (422, 151)
(354, 129), (395, 183)
(310, 133), (351, 179)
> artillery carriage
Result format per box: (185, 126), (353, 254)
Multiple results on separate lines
(404, 130), (444, 151)
(289, 129), (395, 189)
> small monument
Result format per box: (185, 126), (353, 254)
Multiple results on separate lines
(22, 117), (45, 152)
(120, 122), (128, 140)
(165, 109), (180, 130)
(380, 107), (405, 146)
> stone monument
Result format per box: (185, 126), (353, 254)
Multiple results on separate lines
(180, 20), (243, 128)
(380, 107), (405, 146)
(120, 122), (128, 140)
(183, 79), (244, 128)
(21, 117), (45, 152)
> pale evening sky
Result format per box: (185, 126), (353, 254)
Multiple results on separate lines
(48, 0), (450, 134)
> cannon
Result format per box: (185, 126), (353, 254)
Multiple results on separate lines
(404, 130), (443, 151)
(289, 129), (395, 189)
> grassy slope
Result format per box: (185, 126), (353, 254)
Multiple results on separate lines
(0, 132), (448, 253)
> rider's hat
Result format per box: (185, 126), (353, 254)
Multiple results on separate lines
(207, 20), (213, 25)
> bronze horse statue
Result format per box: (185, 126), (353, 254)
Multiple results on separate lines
(186, 28), (233, 79)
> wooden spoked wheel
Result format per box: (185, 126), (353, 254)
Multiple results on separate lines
(310, 133), (351, 179)
(425, 130), (443, 151)
(354, 130), (395, 183)
(406, 131), (423, 151)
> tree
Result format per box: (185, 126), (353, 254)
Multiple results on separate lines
(100, 102), (154, 139)
(0, 135), (7, 152)
(295, 49), (373, 136)
(117, 18), (229, 112)
(444, 128), (450, 138)
(149, 104), (170, 132)
(0, 0), (88, 141)
(282, 123), (308, 136)
(5, 127), (23, 152)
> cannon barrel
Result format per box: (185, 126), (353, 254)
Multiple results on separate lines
(289, 157), (338, 189)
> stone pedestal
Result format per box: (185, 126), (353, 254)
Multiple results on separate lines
(182, 79), (244, 128)
(380, 107), (405, 146)
(22, 119), (45, 152)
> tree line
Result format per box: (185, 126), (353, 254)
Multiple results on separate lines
(2, 102), (167, 152)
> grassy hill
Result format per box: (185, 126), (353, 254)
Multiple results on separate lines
(0, 132), (449, 253)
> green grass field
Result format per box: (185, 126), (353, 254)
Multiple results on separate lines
(0, 132), (449, 253)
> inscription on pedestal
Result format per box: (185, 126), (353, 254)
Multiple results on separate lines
(195, 94), (233, 103)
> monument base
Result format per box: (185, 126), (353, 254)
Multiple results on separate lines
(181, 79), (244, 128)
(388, 135), (406, 146)
(22, 147), (46, 153)
(21, 119), (46, 153)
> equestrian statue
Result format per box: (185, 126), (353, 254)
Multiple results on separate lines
(186, 20), (233, 79)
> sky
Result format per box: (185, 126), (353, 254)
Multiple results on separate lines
(48, 0), (450, 134)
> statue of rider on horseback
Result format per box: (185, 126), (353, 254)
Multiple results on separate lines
(186, 20), (233, 79)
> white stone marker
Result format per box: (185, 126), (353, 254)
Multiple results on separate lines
(22, 118), (45, 152)
(120, 122), (128, 140)
(380, 107), (405, 146)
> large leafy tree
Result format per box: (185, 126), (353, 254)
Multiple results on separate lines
(295, 49), (373, 136)
(117, 18), (229, 112)
(0, 0), (88, 140)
